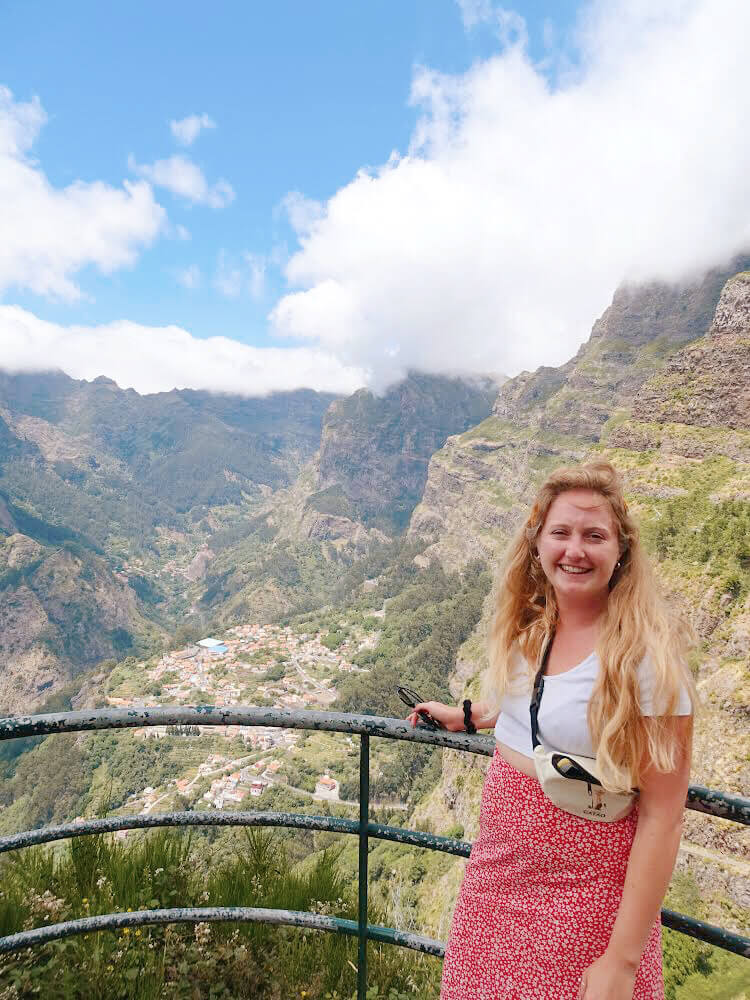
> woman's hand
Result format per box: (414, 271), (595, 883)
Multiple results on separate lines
(406, 702), (465, 732)
(577, 951), (637, 1000)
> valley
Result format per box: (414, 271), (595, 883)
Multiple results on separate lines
(1, 262), (749, 997)
(92, 618), (390, 817)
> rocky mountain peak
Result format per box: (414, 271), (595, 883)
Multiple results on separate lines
(709, 270), (750, 338)
(629, 269), (750, 431)
(492, 366), (567, 423)
(312, 373), (498, 531)
(487, 256), (750, 441)
(409, 258), (750, 568)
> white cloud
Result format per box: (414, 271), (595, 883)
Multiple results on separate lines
(176, 265), (201, 289)
(456, 0), (527, 45)
(129, 154), (234, 208)
(214, 251), (266, 300)
(175, 223), (191, 241)
(170, 113), (216, 146)
(456, 0), (494, 30)
(271, 0), (750, 388)
(0, 305), (365, 396)
(0, 86), (165, 301)
(279, 191), (324, 235)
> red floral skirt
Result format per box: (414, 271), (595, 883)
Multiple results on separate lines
(440, 749), (663, 1000)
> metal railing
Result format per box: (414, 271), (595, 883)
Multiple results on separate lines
(0, 706), (748, 999)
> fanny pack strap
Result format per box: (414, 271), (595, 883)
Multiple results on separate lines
(529, 631), (554, 751)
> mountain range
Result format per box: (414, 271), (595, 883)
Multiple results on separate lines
(0, 254), (748, 982)
(0, 369), (496, 712)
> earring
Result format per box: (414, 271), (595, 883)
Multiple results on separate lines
(615, 560), (621, 569)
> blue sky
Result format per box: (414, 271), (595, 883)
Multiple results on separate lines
(1, 1), (748, 394)
(3, 0), (575, 343)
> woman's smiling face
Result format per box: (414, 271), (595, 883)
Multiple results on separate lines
(536, 489), (621, 602)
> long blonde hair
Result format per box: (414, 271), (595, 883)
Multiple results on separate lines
(486, 460), (699, 792)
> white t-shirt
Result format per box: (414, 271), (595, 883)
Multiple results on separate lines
(493, 646), (693, 759)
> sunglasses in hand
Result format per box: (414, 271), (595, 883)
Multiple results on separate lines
(396, 685), (443, 731)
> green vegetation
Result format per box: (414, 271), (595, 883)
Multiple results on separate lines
(661, 870), (750, 1000)
(264, 661), (286, 682)
(599, 408), (631, 440)
(459, 415), (517, 442)
(306, 485), (355, 518)
(642, 493), (750, 604)
(235, 648), (270, 665)
(128, 572), (166, 605)
(1, 730), (221, 830)
(0, 734), (91, 831)
(673, 946), (750, 1000)
(332, 557), (491, 804)
(328, 539), (420, 606)
(322, 629), (347, 651)
(0, 828), (442, 999)
(201, 537), (344, 621)
(662, 872), (715, 998)
(481, 481), (513, 508)
(336, 558), (490, 718)
(0, 555), (44, 592)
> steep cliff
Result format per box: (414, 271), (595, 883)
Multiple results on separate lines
(196, 374), (498, 624)
(628, 271), (750, 432)
(313, 374), (498, 531)
(0, 530), (158, 714)
(409, 256), (750, 568)
(0, 373), (339, 711)
(0, 372), (337, 541)
(406, 263), (750, 939)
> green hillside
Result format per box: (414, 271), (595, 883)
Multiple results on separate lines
(0, 265), (749, 996)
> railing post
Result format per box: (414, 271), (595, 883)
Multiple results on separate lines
(358, 734), (370, 1000)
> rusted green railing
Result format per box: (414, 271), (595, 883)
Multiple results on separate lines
(0, 707), (748, 1000)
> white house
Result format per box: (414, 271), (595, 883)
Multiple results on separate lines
(198, 637), (228, 655)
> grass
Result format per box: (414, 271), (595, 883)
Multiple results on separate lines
(458, 415), (517, 442)
(480, 481), (513, 509)
(0, 828), (443, 999)
(674, 946), (750, 1000)
(599, 408), (631, 440)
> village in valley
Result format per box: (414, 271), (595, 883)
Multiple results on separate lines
(100, 618), (385, 819)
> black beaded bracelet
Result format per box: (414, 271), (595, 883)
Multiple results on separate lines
(463, 699), (477, 734)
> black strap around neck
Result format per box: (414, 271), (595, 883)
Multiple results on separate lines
(530, 632), (553, 750)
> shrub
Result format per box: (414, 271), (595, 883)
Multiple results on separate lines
(0, 829), (442, 998)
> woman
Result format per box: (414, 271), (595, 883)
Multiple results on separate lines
(408, 461), (697, 1000)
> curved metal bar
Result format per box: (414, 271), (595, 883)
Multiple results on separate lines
(662, 908), (750, 959)
(0, 708), (747, 965)
(7, 813), (749, 960)
(368, 820), (472, 857)
(0, 811), (473, 858)
(686, 785), (750, 827)
(1, 706), (746, 822)
(0, 906), (445, 958)
(0, 706), (495, 755)
(0, 811), (353, 854)
(1, 902), (747, 962)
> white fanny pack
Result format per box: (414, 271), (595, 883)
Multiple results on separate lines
(529, 635), (638, 823)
